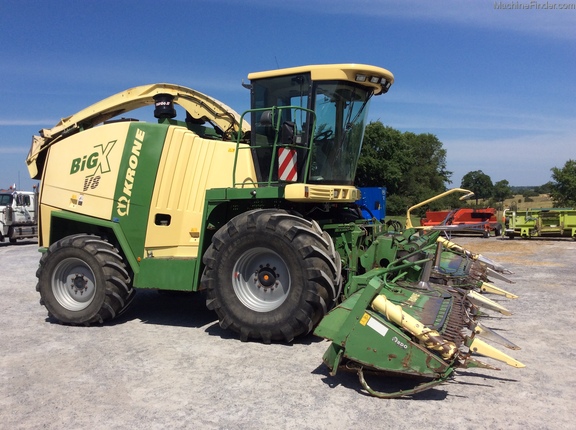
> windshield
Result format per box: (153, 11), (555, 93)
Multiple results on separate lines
(0, 193), (13, 206)
(250, 73), (313, 183)
(310, 81), (372, 185)
(250, 74), (372, 185)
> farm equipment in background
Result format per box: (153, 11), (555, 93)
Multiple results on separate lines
(26, 64), (522, 398)
(504, 208), (576, 240)
(420, 207), (502, 237)
(0, 186), (38, 243)
(407, 188), (502, 237)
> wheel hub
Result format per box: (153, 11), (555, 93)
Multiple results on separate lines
(254, 265), (279, 290)
(232, 247), (290, 312)
(70, 273), (89, 295)
(52, 257), (97, 310)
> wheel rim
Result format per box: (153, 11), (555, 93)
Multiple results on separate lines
(51, 257), (97, 311)
(232, 247), (291, 312)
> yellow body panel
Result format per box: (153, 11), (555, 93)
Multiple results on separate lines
(284, 184), (360, 203)
(144, 126), (257, 257)
(40, 122), (130, 223)
(27, 83), (249, 179)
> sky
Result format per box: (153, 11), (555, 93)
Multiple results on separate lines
(1, 0), (574, 191)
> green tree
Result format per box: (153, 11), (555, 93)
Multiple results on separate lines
(461, 170), (494, 206)
(356, 122), (452, 215)
(403, 131), (452, 204)
(534, 182), (554, 195)
(550, 159), (576, 207)
(492, 179), (512, 210)
(356, 123), (410, 194)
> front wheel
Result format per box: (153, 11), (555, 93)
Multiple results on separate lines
(201, 209), (341, 343)
(36, 234), (134, 325)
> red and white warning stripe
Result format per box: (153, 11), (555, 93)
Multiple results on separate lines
(278, 148), (297, 182)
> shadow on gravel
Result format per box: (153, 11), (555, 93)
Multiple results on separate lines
(117, 289), (217, 328)
(44, 289), (219, 330)
(313, 364), (519, 400)
(454, 369), (519, 383)
(312, 364), (450, 400)
(0, 239), (37, 247)
(202, 322), (325, 345)
(44, 288), (327, 345)
(501, 237), (575, 242)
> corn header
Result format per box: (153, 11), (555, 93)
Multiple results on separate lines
(316, 212), (523, 397)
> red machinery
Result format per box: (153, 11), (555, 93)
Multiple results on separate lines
(420, 208), (502, 237)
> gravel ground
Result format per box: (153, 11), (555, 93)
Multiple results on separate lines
(1, 236), (575, 429)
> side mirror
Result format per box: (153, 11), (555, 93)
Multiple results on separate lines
(281, 121), (295, 144)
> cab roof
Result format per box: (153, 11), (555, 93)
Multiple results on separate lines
(248, 63), (394, 95)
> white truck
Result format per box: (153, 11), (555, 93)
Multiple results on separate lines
(0, 188), (38, 243)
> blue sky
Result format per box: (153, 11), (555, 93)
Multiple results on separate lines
(1, 0), (574, 191)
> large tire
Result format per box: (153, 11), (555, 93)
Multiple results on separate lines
(36, 234), (134, 325)
(201, 209), (341, 343)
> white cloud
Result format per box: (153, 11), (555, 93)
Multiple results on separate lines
(445, 125), (575, 184)
(372, 86), (575, 134)
(215, 0), (576, 39)
(363, 0), (576, 37)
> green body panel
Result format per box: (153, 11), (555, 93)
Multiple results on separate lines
(133, 187), (287, 292)
(135, 258), (197, 291)
(204, 186), (284, 202)
(47, 185), (292, 293)
(112, 123), (168, 260)
(324, 223), (440, 298)
(200, 187), (286, 259)
(329, 310), (450, 376)
(49, 210), (139, 272)
(315, 275), (452, 377)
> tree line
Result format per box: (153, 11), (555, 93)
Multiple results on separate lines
(356, 121), (576, 216)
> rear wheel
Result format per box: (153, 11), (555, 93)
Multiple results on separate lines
(36, 234), (134, 324)
(494, 224), (502, 237)
(201, 209), (341, 343)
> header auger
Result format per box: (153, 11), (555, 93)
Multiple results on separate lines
(27, 64), (522, 398)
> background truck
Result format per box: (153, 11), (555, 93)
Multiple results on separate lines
(26, 64), (521, 397)
(0, 187), (38, 243)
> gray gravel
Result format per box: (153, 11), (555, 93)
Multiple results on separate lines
(1, 236), (575, 429)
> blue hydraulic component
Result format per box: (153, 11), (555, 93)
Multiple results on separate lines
(356, 187), (386, 221)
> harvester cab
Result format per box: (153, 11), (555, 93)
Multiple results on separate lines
(243, 65), (391, 189)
